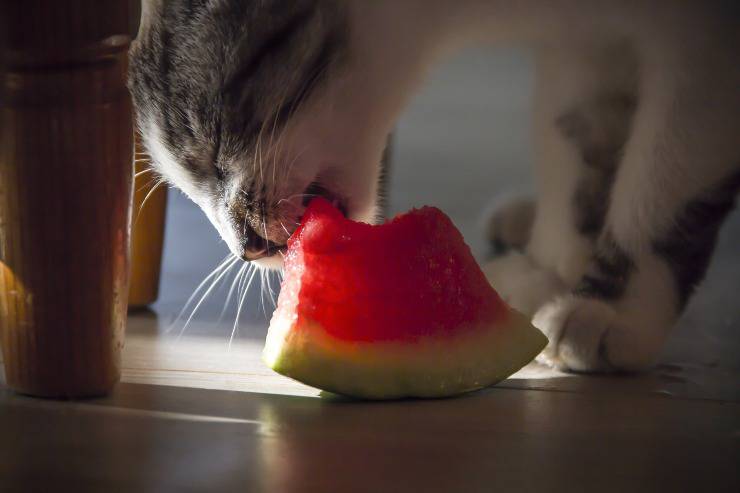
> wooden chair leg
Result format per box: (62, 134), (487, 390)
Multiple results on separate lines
(0, 1), (134, 397)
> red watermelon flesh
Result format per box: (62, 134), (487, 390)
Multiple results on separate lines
(264, 198), (547, 399)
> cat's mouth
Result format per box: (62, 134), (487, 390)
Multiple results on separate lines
(249, 181), (346, 267)
(302, 181), (348, 217)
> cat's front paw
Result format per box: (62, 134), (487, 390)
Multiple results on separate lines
(533, 296), (614, 371)
(533, 295), (661, 372)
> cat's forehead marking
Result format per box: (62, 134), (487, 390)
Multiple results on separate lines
(145, 118), (210, 204)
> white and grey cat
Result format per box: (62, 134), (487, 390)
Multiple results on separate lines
(129, 1), (740, 372)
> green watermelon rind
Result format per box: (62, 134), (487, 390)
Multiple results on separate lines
(263, 308), (547, 400)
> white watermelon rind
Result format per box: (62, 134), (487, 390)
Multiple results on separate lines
(263, 308), (547, 400)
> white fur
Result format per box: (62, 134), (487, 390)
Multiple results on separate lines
(534, 296), (616, 371)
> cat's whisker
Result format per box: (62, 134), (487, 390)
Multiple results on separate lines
(237, 259), (251, 304)
(265, 60), (330, 189)
(216, 260), (250, 325)
(260, 203), (271, 253)
(250, 113), (271, 178)
(276, 192), (319, 206)
(262, 218), (269, 241)
(134, 179), (167, 226)
(267, 270), (278, 309)
(264, 81), (311, 205)
(257, 138), (266, 191)
(231, 261), (249, 325)
(276, 270), (283, 305)
(175, 256), (238, 341)
(269, 82), (296, 181)
(254, 113), (274, 188)
(272, 143), (311, 208)
(279, 220), (291, 236)
(229, 262), (259, 349)
(259, 268), (269, 319)
(282, 144), (310, 182)
(233, 262), (251, 310)
(135, 176), (161, 195)
(134, 168), (155, 178)
(263, 270), (272, 312)
(279, 59), (328, 138)
(239, 258), (258, 303)
(267, 109), (283, 189)
(166, 254), (237, 334)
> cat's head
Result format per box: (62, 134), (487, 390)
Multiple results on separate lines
(129, 0), (395, 268)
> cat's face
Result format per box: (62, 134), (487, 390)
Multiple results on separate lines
(129, 0), (388, 268)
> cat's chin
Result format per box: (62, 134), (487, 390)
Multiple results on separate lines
(251, 253), (285, 271)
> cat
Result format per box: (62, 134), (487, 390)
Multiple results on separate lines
(128, 0), (740, 372)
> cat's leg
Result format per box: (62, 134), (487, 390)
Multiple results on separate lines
(535, 42), (740, 372)
(485, 194), (535, 253)
(485, 45), (634, 315)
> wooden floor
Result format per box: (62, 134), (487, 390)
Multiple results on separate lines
(2, 49), (739, 492)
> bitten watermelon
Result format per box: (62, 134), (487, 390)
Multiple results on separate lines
(263, 198), (547, 399)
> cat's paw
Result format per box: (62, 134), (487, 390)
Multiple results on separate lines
(532, 295), (660, 372)
(533, 296), (614, 371)
(485, 195), (535, 252)
(482, 252), (566, 316)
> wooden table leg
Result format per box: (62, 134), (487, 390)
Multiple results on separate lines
(0, 1), (134, 397)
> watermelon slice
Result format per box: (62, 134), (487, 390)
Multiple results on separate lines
(263, 198), (547, 399)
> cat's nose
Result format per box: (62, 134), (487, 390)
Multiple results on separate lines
(241, 227), (275, 261)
